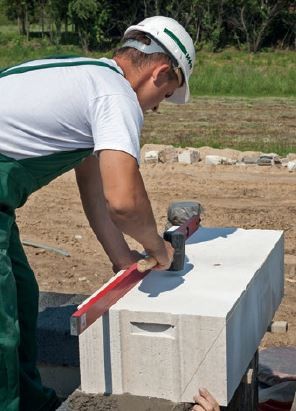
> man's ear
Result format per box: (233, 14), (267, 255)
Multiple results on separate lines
(152, 63), (171, 86)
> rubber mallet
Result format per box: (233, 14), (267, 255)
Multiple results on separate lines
(137, 201), (201, 273)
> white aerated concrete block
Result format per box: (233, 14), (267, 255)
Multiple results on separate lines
(178, 149), (200, 164)
(79, 228), (284, 406)
(144, 150), (159, 163)
(288, 161), (296, 172)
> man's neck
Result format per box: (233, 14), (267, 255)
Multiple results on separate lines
(113, 55), (152, 93)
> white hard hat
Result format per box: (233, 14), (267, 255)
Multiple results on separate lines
(124, 16), (195, 104)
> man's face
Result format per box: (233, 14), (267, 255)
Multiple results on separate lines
(137, 64), (180, 112)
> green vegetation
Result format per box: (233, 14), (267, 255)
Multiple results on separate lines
(191, 49), (296, 97)
(1, 34), (295, 98)
(0, 34), (93, 68)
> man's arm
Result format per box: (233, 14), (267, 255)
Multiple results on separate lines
(98, 149), (173, 269)
(75, 155), (142, 272)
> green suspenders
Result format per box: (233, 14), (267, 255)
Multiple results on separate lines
(0, 58), (122, 78)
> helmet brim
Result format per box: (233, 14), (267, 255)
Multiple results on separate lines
(166, 74), (190, 104)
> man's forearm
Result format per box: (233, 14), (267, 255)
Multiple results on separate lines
(106, 190), (163, 253)
(99, 150), (166, 257)
(75, 156), (138, 270)
(77, 150), (172, 271)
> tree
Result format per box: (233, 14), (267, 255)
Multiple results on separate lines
(164, 0), (228, 50)
(227, 0), (291, 52)
(47, 0), (69, 43)
(2, 0), (35, 37)
(68, 0), (97, 51)
(1, 0), (294, 51)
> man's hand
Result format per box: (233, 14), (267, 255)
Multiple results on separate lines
(145, 238), (175, 271)
(112, 250), (143, 273)
(191, 388), (220, 411)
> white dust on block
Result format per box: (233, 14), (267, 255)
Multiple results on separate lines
(79, 227), (284, 406)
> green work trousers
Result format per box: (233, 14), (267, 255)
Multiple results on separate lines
(0, 210), (61, 410)
(0, 148), (91, 410)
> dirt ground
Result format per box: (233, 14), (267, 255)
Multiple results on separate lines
(141, 97), (296, 153)
(17, 152), (296, 348)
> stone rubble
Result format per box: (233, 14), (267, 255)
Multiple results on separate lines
(158, 147), (179, 163)
(257, 154), (282, 166)
(142, 145), (296, 171)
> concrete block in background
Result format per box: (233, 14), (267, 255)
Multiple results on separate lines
(257, 156), (273, 166)
(78, 228), (284, 406)
(288, 161), (296, 172)
(241, 156), (259, 165)
(257, 154), (281, 166)
(178, 149), (200, 164)
(159, 147), (178, 163)
(268, 320), (288, 333)
(144, 150), (159, 164)
(205, 155), (224, 165)
(37, 292), (88, 398)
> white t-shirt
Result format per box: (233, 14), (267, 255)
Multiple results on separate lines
(0, 57), (143, 163)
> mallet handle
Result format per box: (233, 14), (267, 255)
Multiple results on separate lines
(137, 256), (158, 272)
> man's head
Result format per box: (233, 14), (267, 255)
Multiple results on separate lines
(113, 16), (195, 111)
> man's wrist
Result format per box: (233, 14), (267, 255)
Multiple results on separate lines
(143, 234), (165, 256)
(112, 250), (143, 273)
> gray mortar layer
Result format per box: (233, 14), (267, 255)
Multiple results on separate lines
(57, 390), (194, 411)
(37, 291), (89, 366)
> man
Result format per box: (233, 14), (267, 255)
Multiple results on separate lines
(0, 16), (195, 411)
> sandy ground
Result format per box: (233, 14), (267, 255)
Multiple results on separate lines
(17, 148), (296, 349)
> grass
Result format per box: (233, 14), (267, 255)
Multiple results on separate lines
(0, 30), (109, 68)
(0, 30), (295, 97)
(190, 49), (296, 97)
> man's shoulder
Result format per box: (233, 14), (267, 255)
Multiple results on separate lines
(84, 58), (134, 96)
(84, 58), (140, 110)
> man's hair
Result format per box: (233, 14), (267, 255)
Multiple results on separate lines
(113, 30), (176, 81)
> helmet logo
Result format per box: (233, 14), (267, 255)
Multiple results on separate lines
(164, 28), (193, 70)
